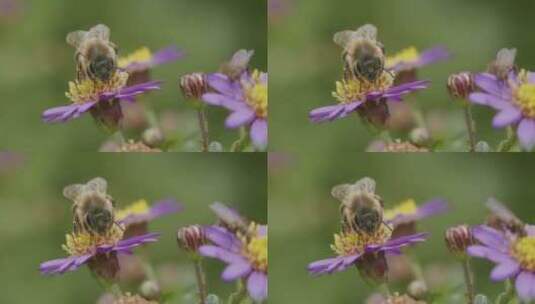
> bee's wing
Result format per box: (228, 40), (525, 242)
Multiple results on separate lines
(496, 48), (516, 67)
(486, 197), (521, 223)
(331, 183), (351, 201)
(88, 24), (111, 41)
(66, 30), (88, 48)
(353, 177), (376, 193)
(354, 24), (378, 41)
(333, 30), (355, 48)
(63, 184), (83, 201)
(229, 49), (254, 69)
(86, 177), (108, 194)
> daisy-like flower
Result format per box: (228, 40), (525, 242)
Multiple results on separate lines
(469, 70), (535, 150)
(467, 225), (535, 302)
(308, 71), (428, 124)
(308, 223), (427, 277)
(39, 223), (159, 277)
(42, 70), (160, 126)
(199, 223), (268, 303)
(118, 46), (183, 73)
(385, 46), (450, 72)
(202, 70), (268, 150)
(384, 198), (448, 227)
(115, 199), (182, 238)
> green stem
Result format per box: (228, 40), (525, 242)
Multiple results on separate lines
(145, 104), (159, 128)
(230, 127), (248, 152)
(461, 258), (475, 304)
(193, 258), (208, 304)
(463, 104), (477, 152)
(90, 269), (122, 297)
(379, 283), (391, 298)
(496, 279), (516, 304)
(197, 108), (210, 152)
(227, 279), (248, 304)
(498, 127), (517, 152)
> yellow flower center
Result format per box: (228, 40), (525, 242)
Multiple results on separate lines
(115, 199), (150, 221)
(243, 70), (268, 118)
(332, 71), (394, 104)
(62, 224), (124, 256)
(66, 71), (128, 104)
(384, 199), (418, 221)
(118, 47), (153, 68)
(513, 71), (535, 118)
(386, 46), (420, 68)
(240, 222), (268, 272)
(511, 236), (535, 272)
(331, 224), (392, 256)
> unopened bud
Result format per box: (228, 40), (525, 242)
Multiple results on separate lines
(407, 280), (427, 300)
(177, 225), (207, 253)
(208, 141), (224, 152)
(445, 225), (474, 258)
(409, 128), (431, 146)
(142, 127), (164, 148)
(180, 73), (208, 100)
(206, 294), (220, 304)
(474, 294), (489, 304)
(447, 72), (475, 99)
(475, 141), (492, 152)
(139, 280), (160, 301)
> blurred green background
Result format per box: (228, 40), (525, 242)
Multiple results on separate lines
(269, 0), (535, 152)
(0, 0), (266, 151)
(269, 153), (535, 303)
(0, 153), (266, 303)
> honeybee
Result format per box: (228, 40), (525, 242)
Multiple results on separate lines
(487, 48), (517, 81)
(485, 197), (526, 236)
(333, 24), (386, 82)
(220, 49), (254, 80)
(63, 177), (116, 235)
(331, 177), (385, 235)
(210, 202), (248, 234)
(66, 24), (118, 82)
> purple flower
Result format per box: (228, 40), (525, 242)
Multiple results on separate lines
(40, 232), (159, 275)
(469, 71), (535, 150)
(199, 225), (268, 302)
(309, 73), (428, 123)
(116, 199), (182, 226)
(118, 46), (183, 73)
(42, 71), (161, 123)
(202, 70), (268, 150)
(308, 227), (427, 277)
(386, 46), (450, 72)
(467, 225), (535, 302)
(384, 198), (448, 227)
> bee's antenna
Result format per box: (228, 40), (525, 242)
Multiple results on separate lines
(383, 220), (393, 231)
(114, 220), (125, 231)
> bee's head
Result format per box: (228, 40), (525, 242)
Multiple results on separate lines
(355, 207), (381, 234)
(89, 54), (116, 82)
(86, 205), (113, 235)
(355, 54), (383, 82)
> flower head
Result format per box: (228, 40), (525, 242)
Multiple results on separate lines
(467, 225), (535, 302)
(118, 46), (183, 73)
(177, 225), (207, 253)
(469, 70), (535, 150)
(386, 46), (450, 72)
(116, 199), (182, 226)
(447, 72), (475, 99)
(384, 198), (448, 227)
(202, 70), (268, 150)
(308, 223), (426, 277)
(42, 71), (160, 124)
(445, 225), (474, 258)
(309, 71), (428, 124)
(39, 224), (159, 277)
(199, 223), (268, 302)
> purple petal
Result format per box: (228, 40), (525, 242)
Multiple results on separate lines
(517, 118), (535, 151)
(308, 257), (338, 274)
(151, 46), (184, 66)
(492, 107), (522, 128)
(469, 93), (509, 110)
(417, 46), (450, 67)
(206, 73), (239, 96)
(515, 271), (535, 302)
(199, 245), (247, 264)
(471, 225), (509, 251)
(490, 259), (520, 281)
(416, 198), (449, 218)
(149, 199), (182, 218)
(225, 109), (256, 128)
(203, 226), (240, 251)
(309, 104), (345, 123)
(474, 73), (506, 97)
(250, 118), (268, 150)
(247, 271), (268, 302)
(467, 245), (511, 263)
(222, 262), (252, 281)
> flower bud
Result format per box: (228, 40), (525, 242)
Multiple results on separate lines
(142, 127), (165, 148)
(180, 73), (208, 100)
(407, 280), (427, 300)
(447, 72), (475, 99)
(409, 128), (431, 147)
(475, 141), (492, 152)
(177, 225), (207, 253)
(139, 280), (160, 301)
(208, 141), (224, 152)
(474, 294), (489, 304)
(445, 225), (474, 258)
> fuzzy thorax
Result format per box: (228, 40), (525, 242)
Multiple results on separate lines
(332, 71), (394, 104)
(118, 47), (153, 68)
(243, 70), (268, 118)
(115, 199), (150, 221)
(62, 224), (124, 256)
(512, 70), (535, 118)
(240, 222), (268, 272)
(66, 71), (128, 104)
(386, 46), (420, 67)
(331, 223), (392, 256)
(384, 199), (417, 221)
(512, 236), (535, 272)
